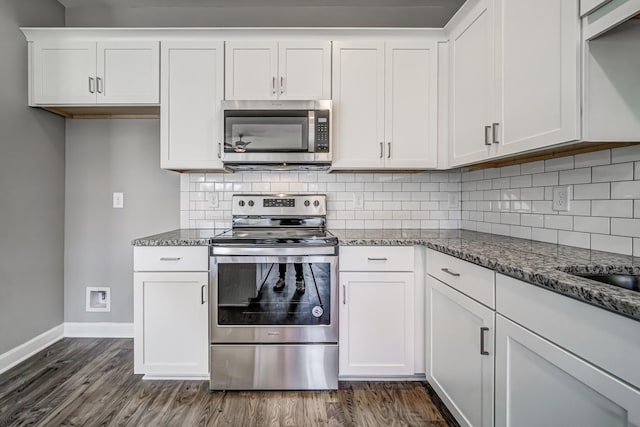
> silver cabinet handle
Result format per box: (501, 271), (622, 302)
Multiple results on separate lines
(480, 327), (490, 355)
(368, 257), (388, 261)
(387, 142), (391, 159)
(484, 125), (491, 146)
(280, 76), (285, 94)
(342, 285), (346, 305)
(218, 142), (222, 159)
(272, 77), (276, 95)
(88, 77), (95, 94)
(379, 142), (383, 159)
(201, 284), (206, 305)
(96, 77), (103, 94)
(160, 257), (182, 261)
(441, 267), (460, 277)
(492, 123), (500, 144)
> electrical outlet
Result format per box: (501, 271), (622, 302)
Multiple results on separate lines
(448, 193), (460, 209)
(112, 192), (124, 209)
(353, 192), (364, 210)
(552, 185), (571, 211)
(207, 192), (219, 208)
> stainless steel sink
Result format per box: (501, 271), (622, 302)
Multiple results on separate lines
(573, 273), (640, 292)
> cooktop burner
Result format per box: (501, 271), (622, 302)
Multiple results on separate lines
(213, 228), (338, 246)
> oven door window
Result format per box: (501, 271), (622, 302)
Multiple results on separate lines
(216, 261), (330, 326)
(224, 114), (309, 153)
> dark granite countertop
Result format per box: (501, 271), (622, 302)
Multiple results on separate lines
(133, 228), (640, 321)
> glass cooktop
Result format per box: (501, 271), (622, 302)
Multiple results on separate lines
(212, 228), (338, 246)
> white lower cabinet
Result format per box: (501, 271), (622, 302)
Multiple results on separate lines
(426, 276), (494, 427)
(339, 271), (415, 376)
(495, 314), (640, 427)
(134, 272), (209, 378)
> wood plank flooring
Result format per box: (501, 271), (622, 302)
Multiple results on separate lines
(0, 338), (454, 426)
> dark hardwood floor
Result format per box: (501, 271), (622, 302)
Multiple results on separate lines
(0, 338), (453, 426)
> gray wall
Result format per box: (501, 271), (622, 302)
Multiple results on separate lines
(64, 120), (179, 323)
(0, 0), (65, 354)
(64, 3), (465, 28)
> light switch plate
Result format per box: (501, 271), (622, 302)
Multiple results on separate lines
(207, 192), (219, 208)
(552, 185), (571, 211)
(112, 192), (124, 209)
(353, 192), (364, 210)
(448, 193), (460, 209)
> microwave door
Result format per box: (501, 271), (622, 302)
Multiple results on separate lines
(225, 116), (309, 153)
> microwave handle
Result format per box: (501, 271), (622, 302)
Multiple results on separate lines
(308, 110), (316, 153)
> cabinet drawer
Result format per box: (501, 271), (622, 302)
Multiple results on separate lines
(134, 246), (209, 272)
(426, 249), (495, 309)
(339, 246), (414, 272)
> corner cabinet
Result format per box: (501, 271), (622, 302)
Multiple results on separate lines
(331, 41), (438, 170)
(447, 0), (580, 167)
(160, 41), (225, 171)
(225, 41), (331, 100)
(338, 246), (415, 377)
(31, 41), (160, 105)
(133, 246), (209, 379)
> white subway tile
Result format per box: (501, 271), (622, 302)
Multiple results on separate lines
(521, 187), (545, 200)
(592, 200), (632, 218)
(354, 211), (374, 220)
(345, 182), (364, 192)
(462, 181), (477, 191)
(366, 220), (384, 228)
(592, 163), (634, 183)
(573, 183), (610, 200)
(485, 212), (501, 223)
(544, 215), (573, 230)
(470, 191), (484, 201)
(521, 214), (544, 228)
(559, 168), (591, 185)
(180, 174), (190, 191)
(510, 175), (532, 188)
(484, 168), (501, 179)
(532, 228), (558, 244)
(574, 150), (610, 168)
(501, 213), (521, 225)
(492, 223), (511, 236)
(411, 211), (431, 220)
(545, 157), (574, 172)
(532, 172), (559, 187)
(190, 173), (205, 182)
(532, 201), (554, 214)
(483, 190), (500, 200)
(510, 225), (532, 240)
(450, 211), (462, 220)
(477, 222), (492, 233)
(500, 165), (521, 177)
(440, 220), (461, 229)
(501, 189), (521, 201)
(558, 231), (591, 249)
(611, 181), (640, 199)
(298, 173), (318, 182)
(611, 218), (640, 237)
(421, 220), (440, 229)
(477, 179), (492, 190)
(563, 200), (591, 216)
(521, 160), (545, 175)
(463, 170), (484, 181)
(634, 238), (640, 257)
(383, 220), (402, 228)
(336, 173), (355, 182)
(591, 234), (632, 255)
(355, 173), (374, 182)
(421, 183), (439, 192)
(431, 211), (449, 220)
(574, 216), (610, 234)
(612, 145), (640, 163)
(440, 182), (461, 192)
(392, 192), (411, 201)
(635, 200), (640, 218)
(492, 177), (511, 189)
(271, 182), (290, 192)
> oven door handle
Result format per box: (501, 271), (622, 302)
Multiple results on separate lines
(211, 246), (337, 256)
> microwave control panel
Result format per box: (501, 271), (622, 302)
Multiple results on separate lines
(315, 111), (330, 153)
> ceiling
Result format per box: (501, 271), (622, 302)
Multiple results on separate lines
(57, 0), (466, 27)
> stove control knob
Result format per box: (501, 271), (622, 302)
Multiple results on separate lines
(238, 200), (245, 207)
(304, 200), (310, 207)
(248, 200), (255, 207)
(313, 200), (320, 207)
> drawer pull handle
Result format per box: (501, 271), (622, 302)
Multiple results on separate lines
(201, 284), (206, 305)
(160, 257), (182, 261)
(367, 257), (388, 261)
(342, 285), (346, 305)
(480, 327), (490, 355)
(441, 268), (460, 277)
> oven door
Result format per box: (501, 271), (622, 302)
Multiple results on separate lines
(210, 254), (338, 344)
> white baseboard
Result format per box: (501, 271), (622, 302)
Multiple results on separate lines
(0, 324), (64, 375)
(64, 322), (134, 338)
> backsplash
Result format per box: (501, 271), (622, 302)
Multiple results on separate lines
(461, 145), (640, 256)
(180, 170), (462, 230)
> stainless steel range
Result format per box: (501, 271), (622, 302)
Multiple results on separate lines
(209, 194), (338, 390)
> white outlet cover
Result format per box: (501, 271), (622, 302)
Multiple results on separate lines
(448, 193), (460, 209)
(552, 185), (571, 211)
(207, 192), (219, 208)
(353, 192), (364, 210)
(112, 192), (124, 209)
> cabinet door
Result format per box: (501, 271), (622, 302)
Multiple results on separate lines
(331, 42), (385, 169)
(384, 42), (438, 169)
(96, 42), (159, 104)
(426, 276), (494, 427)
(278, 41), (331, 100)
(32, 42), (97, 105)
(134, 272), (209, 377)
(495, 315), (640, 427)
(448, 0), (495, 167)
(160, 42), (224, 170)
(494, 0), (579, 156)
(339, 271), (414, 376)
(225, 41), (278, 100)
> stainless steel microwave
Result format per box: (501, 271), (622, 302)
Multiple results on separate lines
(221, 100), (331, 169)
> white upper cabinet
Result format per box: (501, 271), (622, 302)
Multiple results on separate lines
(448, 0), (496, 166)
(31, 41), (159, 105)
(160, 41), (225, 171)
(225, 41), (331, 100)
(447, 0), (580, 167)
(332, 41), (438, 170)
(494, 0), (580, 156)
